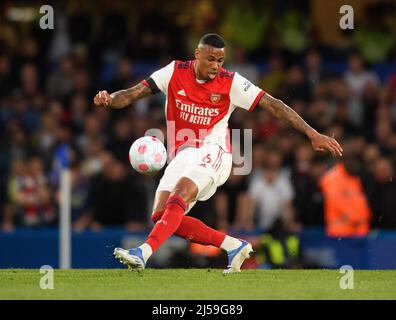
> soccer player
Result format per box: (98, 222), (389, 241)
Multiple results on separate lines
(93, 33), (343, 273)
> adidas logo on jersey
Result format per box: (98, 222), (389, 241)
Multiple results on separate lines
(177, 89), (186, 96)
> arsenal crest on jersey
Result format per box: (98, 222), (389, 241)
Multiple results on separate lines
(210, 93), (221, 103)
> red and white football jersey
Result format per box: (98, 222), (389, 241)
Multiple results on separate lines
(147, 60), (265, 157)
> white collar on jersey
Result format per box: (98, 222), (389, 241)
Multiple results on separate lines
(195, 78), (207, 84)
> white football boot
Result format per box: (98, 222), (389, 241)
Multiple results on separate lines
(223, 240), (254, 274)
(114, 247), (145, 271)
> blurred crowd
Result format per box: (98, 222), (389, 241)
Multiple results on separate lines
(1, 0), (396, 244)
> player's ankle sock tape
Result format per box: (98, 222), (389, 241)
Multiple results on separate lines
(165, 194), (187, 211)
(151, 211), (164, 223)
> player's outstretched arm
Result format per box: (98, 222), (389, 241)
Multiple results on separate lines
(93, 82), (152, 109)
(258, 93), (343, 157)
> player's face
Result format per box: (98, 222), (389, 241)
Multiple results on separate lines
(195, 45), (226, 81)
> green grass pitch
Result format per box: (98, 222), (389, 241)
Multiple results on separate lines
(1, 269), (395, 300)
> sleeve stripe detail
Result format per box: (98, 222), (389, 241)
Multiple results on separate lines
(141, 80), (150, 87)
(248, 90), (265, 112)
(145, 77), (160, 94)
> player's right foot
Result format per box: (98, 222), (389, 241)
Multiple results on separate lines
(114, 247), (145, 271)
(223, 240), (254, 274)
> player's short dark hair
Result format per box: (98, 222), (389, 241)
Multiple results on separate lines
(198, 33), (226, 48)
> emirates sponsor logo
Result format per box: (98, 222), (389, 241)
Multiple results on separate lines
(175, 99), (220, 125)
(175, 99), (219, 116)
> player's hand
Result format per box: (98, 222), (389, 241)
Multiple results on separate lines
(93, 90), (112, 107)
(310, 132), (343, 157)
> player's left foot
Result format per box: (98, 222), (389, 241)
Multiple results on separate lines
(223, 240), (254, 274)
(114, 247), (145, 271)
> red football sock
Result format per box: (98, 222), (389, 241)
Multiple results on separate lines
(152, 211), (226, 247)
(146, 194), (187, 252)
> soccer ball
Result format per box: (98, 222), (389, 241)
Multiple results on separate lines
(129, 136), (167, 174)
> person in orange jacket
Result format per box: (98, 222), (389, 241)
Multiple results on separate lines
(319, 141), (371, 237)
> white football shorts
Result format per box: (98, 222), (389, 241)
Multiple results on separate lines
(156, 143), (233, 213)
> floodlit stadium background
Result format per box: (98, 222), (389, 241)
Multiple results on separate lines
(1, 0), (396, 269)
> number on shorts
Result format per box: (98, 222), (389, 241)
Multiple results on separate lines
(199, 153), (212, 167)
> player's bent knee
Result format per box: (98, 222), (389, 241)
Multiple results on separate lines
(171, 177), (198, 204)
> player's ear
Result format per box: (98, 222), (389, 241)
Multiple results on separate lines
(194, 48), (200, 60)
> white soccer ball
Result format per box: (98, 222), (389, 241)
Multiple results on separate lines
(128, 136), (167, 174)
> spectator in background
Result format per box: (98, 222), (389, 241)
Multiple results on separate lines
(69, 94), (89, 134)
(366, 157), (396, 229)
(220, 1), (268, 55)
(344, 53), (380, 128)
(132, 2), (168, 60)
(215, 171), (249, 231)
(5, 160), (27, 229)
(291, 142), (313, 218)
(374, 116), (394, 156)
(33, 111), (59, 167)
(277, 131), (298, 168)
(332, 100), (359, 137)
(306, 97), (333, 133)
(362, 143), (381, 174)
(353, 3), (395, 64)
(80, 137), (106, 177)
(227, 46), (259, 84)
(46, 55), (75, 101)
(47, 100), (67, 124)
(284, 64), (310, 103)
(19, 63), (41, 99)
(1, 169), (13, 232)
(305, 49), (324, 90)
(246, 148), (299, 233)
(7, 157), (55, 227)
(327, 75), (349, 103)
(319, 140), (372, 237)
(0, 93), (41, 137)
(293, 152), (327, 227)
(372, 104), (396, 157)
(387, 66), (396, 119)
(258, 55), (287, 96)
(76, 113), (107, 157)
(108, 58), (136, 94)
(107, 116), (134, 166)
(56, 161), (92, 232)
(1, 120), (34, 172)
(17, 38), (41, 68)
(0, 54), (14, 99)
(72, 68), (92, 99)
(276, 8), (309, 59)
(253, 108), (280, 141)
(88, 152), (148, 230)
